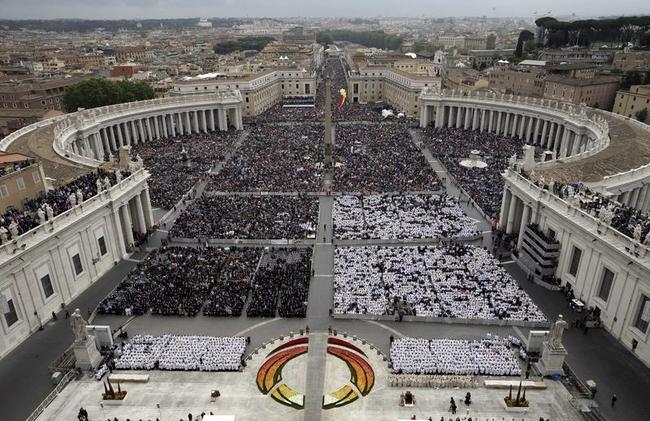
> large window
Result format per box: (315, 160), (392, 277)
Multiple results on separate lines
(634, 295), (650, 333)
(597, 268), (615, 302)
(72, 253), (83, 275)
(3, 297), (19, 327)
(40, 274), (54, 298)
(568, 246), (582, 277)
(98, 236), (108, 256)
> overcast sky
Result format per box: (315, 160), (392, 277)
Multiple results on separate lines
(1, 0), (649, 20)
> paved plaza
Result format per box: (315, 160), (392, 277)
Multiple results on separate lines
(38, 335), (582, 421)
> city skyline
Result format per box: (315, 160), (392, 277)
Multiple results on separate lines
(1, 0), (650, 20)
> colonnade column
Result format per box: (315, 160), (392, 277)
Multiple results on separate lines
(533, 118), (541, 144)
(560, 129), (570, 158)
(639, 184), (650, 212)
(498, 189), (511, 230)
(519, 116), (527, 139)
(141, 188), (155, 229)
(501, 111), (510, 136)
(435, 105), (444, 128)
(109, 126), (118, 151)
(234, 108), (243, 130)
(208, 109), (216, 131)
(464, 107), (471, 130)
(218, 108), (227, 131)
(517, 204), (531, 249)
(133, 194), (147, 235)
(185, 112), (192, 134)
(120, 204), (135, 249)
(472, 109), (479, 130)
(192, 110), (199, 133)
(540, 120), (548, 148)
(112, 207), (127, 258)
(505, 193), (519, 234)
(479, 109), (486, 132)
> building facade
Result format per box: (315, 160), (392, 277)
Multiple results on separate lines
(612, 51), (650, 72)
(170, 70), (315, 117)
(0, 153), (47, 211)
(0, 169), (153, 360)
(543, 75), (619, 109)
(613, 84), (650, 121)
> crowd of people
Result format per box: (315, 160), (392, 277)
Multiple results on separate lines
(422, 127), (527, 217)
(333, 244), (546, 322)
(0, 168), (128, 242)
(326, 57), (385, 122)
(247, 248), (313, 317)
(390, 336), (522, 376)
(542, 178), (650, 244)
(99, 247), (248, 317)
(207, 123), (324, 192)
(114, 334), (246, 371)
(98, 246), (313, 318)
(132, 131), (240, 209)
(388, 374), (479, 388)
(170, 195), (318, 239)
(333, 194), (479, 240)
(334, 123), (441, 192)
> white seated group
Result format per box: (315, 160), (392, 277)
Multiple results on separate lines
(390, 335), (522, 376)
(114, 335), (246, 371)
(333, 244), (547, 322)
(333, 194), (479, 240)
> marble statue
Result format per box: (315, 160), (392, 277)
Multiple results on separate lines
(633, 224), (643, 241)
(548, 314), (568, 348)
(69, 193), (77, 207)
(644, 234), (650, 246)
(96, 178), (103, 193)
(8, 221), (19, 239)
(70, 308), (88, 343)
(508, 154), (518, 169)
(103, 176), (111, 190)
(0, 226), (9, 243)
(76, 189), (83, 204)
(37, 208), (46, 224)
(116, 171), (122, 184)
(45, 204), (54, 220)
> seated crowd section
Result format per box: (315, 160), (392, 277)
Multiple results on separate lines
(333, 122), (441, 192)
(170, 195), (318, 239)
(390, 335), (522, 376)
(332, 194), (479, 240)
(132, 130), (240, 209)
(333, 244), (546, 322)
(98, 246), (312, 318)
(207, 123), (324, 192)
(0, 168), (129, 241)
(114, 334), (246, 371)
(421, 127), (527, 217)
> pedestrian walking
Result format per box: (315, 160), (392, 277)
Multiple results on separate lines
(611, 394), (617, 407)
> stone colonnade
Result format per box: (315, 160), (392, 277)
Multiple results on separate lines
(420, 103), (596, 160)
(70, 107), (243, 161)
(614, 185), (650, 213)
(112, 186), (155, 254)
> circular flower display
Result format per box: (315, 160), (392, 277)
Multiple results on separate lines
(255, 336), (375, 409)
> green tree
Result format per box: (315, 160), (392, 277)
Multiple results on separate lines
(62, 78), (155, 112)
(636, 107), (648, 123)
(213, 36), (274, 54)
(621, 71), (645, 90)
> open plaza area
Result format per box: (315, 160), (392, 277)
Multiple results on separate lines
(1, 49), (650, 421)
